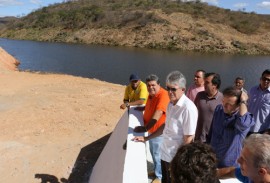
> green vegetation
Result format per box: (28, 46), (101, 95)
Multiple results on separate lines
(3, 0), (270, 34)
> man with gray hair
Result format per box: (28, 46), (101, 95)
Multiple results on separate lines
(133, 71), (198, 183)
(217, 133), (270, 183)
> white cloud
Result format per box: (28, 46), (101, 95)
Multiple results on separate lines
(0, 0), (23, 6)
(233, 3), (248, 9)
(257, 1), (270, 9)
(201, 0), (218, 5)
(30, 0), (42, 5)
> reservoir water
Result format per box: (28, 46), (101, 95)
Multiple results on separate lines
(0, 38), (269, 90)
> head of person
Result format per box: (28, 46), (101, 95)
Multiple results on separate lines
(145, 74), (161, 97)
(129, 73), (141, 90)
(222, 86), (242, 115)
(234, 77), (245, 90)
(237, 134), (270, 182)
(170, 141), (218, 183)
(260, 69), (270, 91)
(166, 71), (186, 105)
(204, 73), (221, 96)
(194, 69), (206, 87)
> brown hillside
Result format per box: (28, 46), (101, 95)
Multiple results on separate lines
(1, 1), (270, 55)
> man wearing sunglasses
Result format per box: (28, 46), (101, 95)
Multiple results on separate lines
(248, 69), (270, 134)
(120, 73), (148, 110)
(133, 71), (198, 183)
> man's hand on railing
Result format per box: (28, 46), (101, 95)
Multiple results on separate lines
(134, 126), (147, 133)
(132, 136), (146, 142)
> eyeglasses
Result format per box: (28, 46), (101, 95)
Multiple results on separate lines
(262, 77), (270, 82)
(166, 86), (178, 92)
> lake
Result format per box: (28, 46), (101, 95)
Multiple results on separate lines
(0, 38), (269, 90)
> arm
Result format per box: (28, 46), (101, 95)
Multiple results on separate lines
(134, 110), (163, 132)
(183, 135), (194, 144)
(239, 91), (248, 116)
(120, 99), (146, 109)
(217, 167), (236, 179)
(133, 124), (165, 142)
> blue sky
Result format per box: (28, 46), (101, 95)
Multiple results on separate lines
(0, 0), (270, 18)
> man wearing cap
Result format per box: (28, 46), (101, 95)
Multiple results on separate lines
(120, 74), (148, 110)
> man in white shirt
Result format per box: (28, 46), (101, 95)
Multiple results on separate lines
(133, 71), (198, 183)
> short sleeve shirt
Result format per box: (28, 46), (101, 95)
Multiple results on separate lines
(124, 81), (148, 104)
(160, 94), (198, 162)
(143, 87), (170, 134)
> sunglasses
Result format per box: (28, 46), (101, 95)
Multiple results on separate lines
(166, 86), (179, 92)
(262, 77), (270, 82)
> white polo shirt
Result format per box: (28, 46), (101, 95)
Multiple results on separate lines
(160, 94), (198, 162)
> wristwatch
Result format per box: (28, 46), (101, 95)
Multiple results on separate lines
(126, 103), (130, 107)
(240, 100), (248, 105)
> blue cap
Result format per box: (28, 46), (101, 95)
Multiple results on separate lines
(129, 74), (140, 81)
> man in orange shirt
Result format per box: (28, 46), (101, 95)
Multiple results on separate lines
(134, 74), (170, 183)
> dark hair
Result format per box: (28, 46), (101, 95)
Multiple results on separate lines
(235, 76), (245, 82)
(205, 73), (221, 89)
(145, 74), (160, 85)
(222, 86), (242, 105)
(170, 142), (218, 183)
(196, 69), (206, 78)
(262, 69), (270, 77)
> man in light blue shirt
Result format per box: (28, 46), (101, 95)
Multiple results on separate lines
(248, 69), (270, 133)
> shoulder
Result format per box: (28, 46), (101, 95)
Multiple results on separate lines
(183, 95), (197, 111)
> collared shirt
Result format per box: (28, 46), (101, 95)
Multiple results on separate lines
(160, 94), (198, 162)
(144, 87), (170, 134)
(186, 84), (205, 102)
(208, 104), (255, 168)
(235, 168), (253, 183)
(123, 81), (148, 103)
(248, 85), (270, 132)
(194, 91), (223, 142)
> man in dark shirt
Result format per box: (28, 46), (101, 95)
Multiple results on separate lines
(194, 73), (223, 142)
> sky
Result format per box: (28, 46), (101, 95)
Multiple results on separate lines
(0, 0), (270, 18)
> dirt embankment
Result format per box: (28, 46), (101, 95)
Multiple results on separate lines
(0, 48), (125, 182)
(1, 10), (270, 55)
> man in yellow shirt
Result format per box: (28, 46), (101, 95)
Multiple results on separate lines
(120, 74), (148, 109)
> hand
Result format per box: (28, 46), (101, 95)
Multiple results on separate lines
(132, 136), (146, 142)
(240, 91), (248, 102)
(120, 103), (127, 109)
(134, 106), (145, 111)
(134, 126), (147, 133)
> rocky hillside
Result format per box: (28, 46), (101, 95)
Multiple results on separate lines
(1, 0), (270, 55)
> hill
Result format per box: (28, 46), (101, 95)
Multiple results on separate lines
(1, 0), (270, 55)
(0, 16), (18, 29)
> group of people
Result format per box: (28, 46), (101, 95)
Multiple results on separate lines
(119, 69), (270, 183)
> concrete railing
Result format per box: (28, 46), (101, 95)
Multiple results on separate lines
(89, 107), (148, 183)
